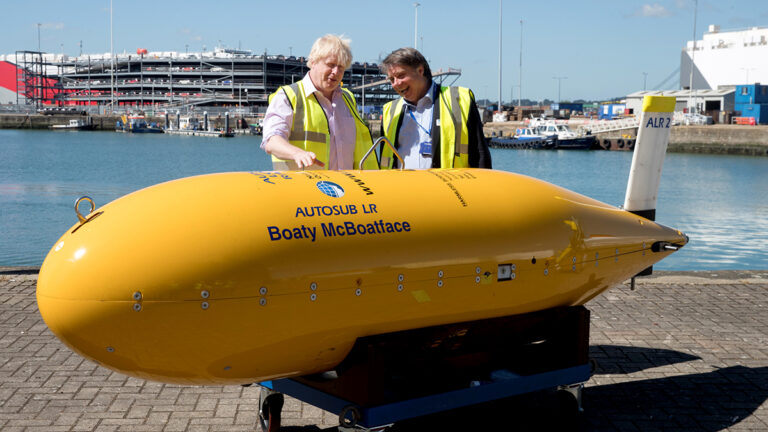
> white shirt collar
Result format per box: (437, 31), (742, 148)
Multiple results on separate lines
(403, 81), (436, 110)
(302, 73), (341, 100)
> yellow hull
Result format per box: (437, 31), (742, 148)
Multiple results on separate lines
(36, 169), (686, 384)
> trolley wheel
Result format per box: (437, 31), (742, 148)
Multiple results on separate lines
(551, 388), (581, 428)
(339, 404), (361, 428)
(258, 387), (284, 432)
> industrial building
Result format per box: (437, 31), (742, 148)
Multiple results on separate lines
(1, 48), (442, 113)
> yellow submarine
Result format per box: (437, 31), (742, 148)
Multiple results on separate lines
(36, 96), (686, 386)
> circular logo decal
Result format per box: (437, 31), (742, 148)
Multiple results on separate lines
(316, 181), (345, 198)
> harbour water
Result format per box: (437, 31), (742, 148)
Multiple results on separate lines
(1, 129), (767, 270)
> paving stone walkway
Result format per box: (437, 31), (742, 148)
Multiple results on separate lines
(1, 271), (766, 431)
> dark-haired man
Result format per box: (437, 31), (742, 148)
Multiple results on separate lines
(379, 47), (491, 169)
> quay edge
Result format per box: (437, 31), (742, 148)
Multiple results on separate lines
(0, 113), (254, 132)
(2, 114), (767, 156)
(483, 122), (768, 156)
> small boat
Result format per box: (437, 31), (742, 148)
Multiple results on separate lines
(50, 119), (94, 131)
(164, 117), (235, 138)
(116, 115), (164, 133)
(488, 127), (556, 150)
(530, 118), (597, 150)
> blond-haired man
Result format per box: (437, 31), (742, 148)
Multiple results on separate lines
(262, 34), (376, 170)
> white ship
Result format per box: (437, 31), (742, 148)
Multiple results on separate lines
(681, 24), (768, 90)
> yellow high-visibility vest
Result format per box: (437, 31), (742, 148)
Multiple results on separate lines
(268, 81), (377, 170)
(381, 86), (472, 169)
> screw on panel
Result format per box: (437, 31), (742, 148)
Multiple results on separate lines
(259, 287), (267, 295)
(511, 273), (516, 280)
(133, 303), (142, 312)
(310, 282), (317, 291)
(397, 284), (404, 291)
(201, 290), (209, 299)
(544, 269), (549, 276)
(572, 265), (576, 272)
(475, 276), (480, 283)
(355, 289), (362, 296)
(511, 264), (516, 271)
(438, 270), (444, 278)
(259, 298), (267, 306)
(437, 280), (444, 287)
(106, 346), (115, 353)
(201, 302), (209, 310)
(398, 274), (404, 282)
(132, 292), (142, 301)
(475, 267), (481, 274)
(310, 293), (317, 301)
(572, 257), (576, 263)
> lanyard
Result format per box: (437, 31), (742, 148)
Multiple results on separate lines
(407, 107), (432, 137)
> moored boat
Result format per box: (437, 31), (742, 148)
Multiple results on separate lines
(488, 127), (556, 149)
(50, 118), (94, 131)
(116, 115), (164, 133)
(530, 117), (597, 150)
(164, 116), (234, 137)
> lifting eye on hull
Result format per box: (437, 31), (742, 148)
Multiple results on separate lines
(72, 196), (103, 233)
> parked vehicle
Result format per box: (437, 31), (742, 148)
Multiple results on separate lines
(682, 113), (713, 125)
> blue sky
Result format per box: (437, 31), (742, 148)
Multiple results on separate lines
(2, 0), (767, 102)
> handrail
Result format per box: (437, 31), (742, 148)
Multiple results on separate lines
(358, 136), (404, 170)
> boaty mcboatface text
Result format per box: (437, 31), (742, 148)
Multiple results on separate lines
(267, 204), (412, 242)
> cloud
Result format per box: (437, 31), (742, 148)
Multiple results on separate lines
(636, 3), (672, 17)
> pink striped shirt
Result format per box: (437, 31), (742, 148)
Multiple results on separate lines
(261, 74), (356, 169)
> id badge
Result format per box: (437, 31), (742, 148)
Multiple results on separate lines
(419, 141), (432, 156)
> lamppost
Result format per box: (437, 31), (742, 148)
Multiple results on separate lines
(519, 19), (523, 110)
(413, 3), (420, 49)
(110, 0), (115, 113)
(553, 76), (567, 104)
(688, 0), (698, 113)
(740, 67), (754, 84)
(498, 0), (502, 113)
(361, 75), (366, 117)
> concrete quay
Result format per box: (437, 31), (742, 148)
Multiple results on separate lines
(483, 122), (768, 156)
(1, 270), (767, 431)
(0, 114), (250, 132)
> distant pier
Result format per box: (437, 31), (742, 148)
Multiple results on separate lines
(0, 113), (255, 133)
(484, 122), (768, 156)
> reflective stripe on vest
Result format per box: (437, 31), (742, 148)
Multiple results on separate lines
(381, 86), (472, 169)
(268, 82), (376, 171)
